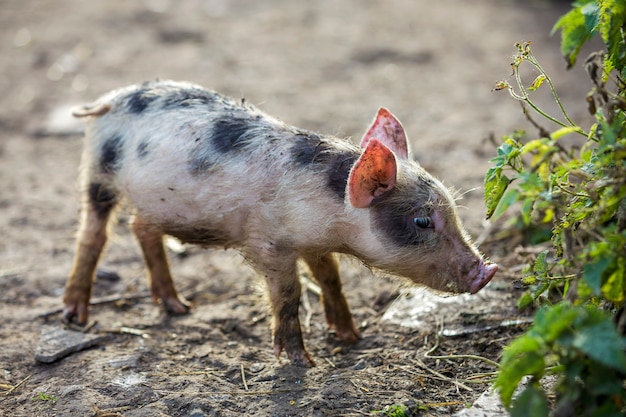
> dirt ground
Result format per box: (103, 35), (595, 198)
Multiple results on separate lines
(0, 1), (597, 416)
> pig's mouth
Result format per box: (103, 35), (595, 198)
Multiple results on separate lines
(469, 262), (498, 294)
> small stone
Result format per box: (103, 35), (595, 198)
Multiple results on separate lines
(35, 325), (109, 363)
(188, 409), (207, 417)
(59, 385), (84, 397)
(352, 359), (367, 370)
(250, 362), (265, 373)
(96, 269), (121, 282)
(108, 353), (141, 368)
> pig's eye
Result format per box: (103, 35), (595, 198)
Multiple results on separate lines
(413, 217), (431, 229)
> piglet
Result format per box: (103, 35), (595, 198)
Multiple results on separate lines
(63, 80), (497, 367)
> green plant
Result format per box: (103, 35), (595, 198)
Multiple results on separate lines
(33, 392), (57, 402)
(498, 304), (626, 416)
(485, 0), (626, 415)
(372, 404), (410, 417)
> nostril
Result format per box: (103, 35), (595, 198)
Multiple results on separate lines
(469, 262), (498, 294)
(486, 263), (498, 280)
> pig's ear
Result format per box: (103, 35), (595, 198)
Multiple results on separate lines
(348, 138), (397, 208)
(360, 108), (410, 160)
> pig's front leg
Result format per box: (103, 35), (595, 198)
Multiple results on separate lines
(131, 215), (190, 315)
(251, 246), (314, 367)
(303, 253), (361, 344)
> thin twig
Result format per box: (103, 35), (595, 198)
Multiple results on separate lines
(527, 51), (578, 127)
(154, 387), (309, 396)
(300, 274), (321, 296)
(92, 405), (131, 417)
(38, 292), (152, 319)
(240, 364), (249, 391)
(301, 286), (313, 332)
(98, 326), (150, 338)
(412, 359), (473, 392)
(2, 374), (31, 396)
(520, 101), (551, 138)
(151, 370), (224, 377)
(509, 43), (589, 138)
(424, 353), (500, 369)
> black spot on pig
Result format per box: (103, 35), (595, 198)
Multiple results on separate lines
(136, 141), (149, 159)
(188, 154), (213, 175)
(162, 226), (231, 247)
(88, 183), (118, 218)
(370, 189), (435, 247)
(291, 133), (331, 165)
(211, 117), (253, 154)
(161, 88), (215, 109)
(100, 135), (124, 174)
(327, 153), (358, 200)
(126, 88), (159, 114)
(290, 134), (358, 200)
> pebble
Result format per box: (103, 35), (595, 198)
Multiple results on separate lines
(34, 325), (109, 363)
(249, 362), (265, 373)
(108, 353), (141, 368)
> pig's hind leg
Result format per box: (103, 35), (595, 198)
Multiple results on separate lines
(131, 215), (190, 315)
(63, 183), (118, 324)
(303, 253), (361, 344)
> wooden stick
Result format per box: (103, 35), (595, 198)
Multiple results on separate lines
(37, 292), (152, 319)
(2, 374), (32, 396)
(240, 364), (249, 391)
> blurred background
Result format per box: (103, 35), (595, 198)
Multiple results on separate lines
(0, 0), (602, 298)
(0, 2), (604, 415)
(1, 0), (597, 231)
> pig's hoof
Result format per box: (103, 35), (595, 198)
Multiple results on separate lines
(62, 290), (90, 323)
(62, 303), (89, 324)
(288, 350), (316, 367)
(162, 295), (191, 315)
(335, 326), (361, 344)
(274, 343), (316, 367)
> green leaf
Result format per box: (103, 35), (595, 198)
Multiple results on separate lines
(532, 304), (578, 343)
(497, 348), (545, 407)
(510, 382), (549, 417)
(484, 168), (511, 219)
(552, 7), (591, 68)
(520, 138), (549, 155)
(527, 74), (546, 92)
(601, 263), (624, 303)
(599, 0), (626, 76)
(491, 186), (519, 221)
(587, 363), (626, 397)
(520, 197), (535, 226)
(572, 314), (626, 373)
(550, 126), (582, 140)
(580, 2), (601, 33)
(497, 330), (549, 407)
(589, 403), (625, 417)
(533, 251), (549, 275)
(517, 292), (534, 310)
(582, 251), (616, 295)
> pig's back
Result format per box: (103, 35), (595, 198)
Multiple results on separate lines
(81, 81), (359, 247)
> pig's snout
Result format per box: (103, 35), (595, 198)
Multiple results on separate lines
(469, 262), (498, 294)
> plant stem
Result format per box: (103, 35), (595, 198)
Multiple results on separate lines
(510, 49), (590, 138)
(527, 53), (578, 127)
